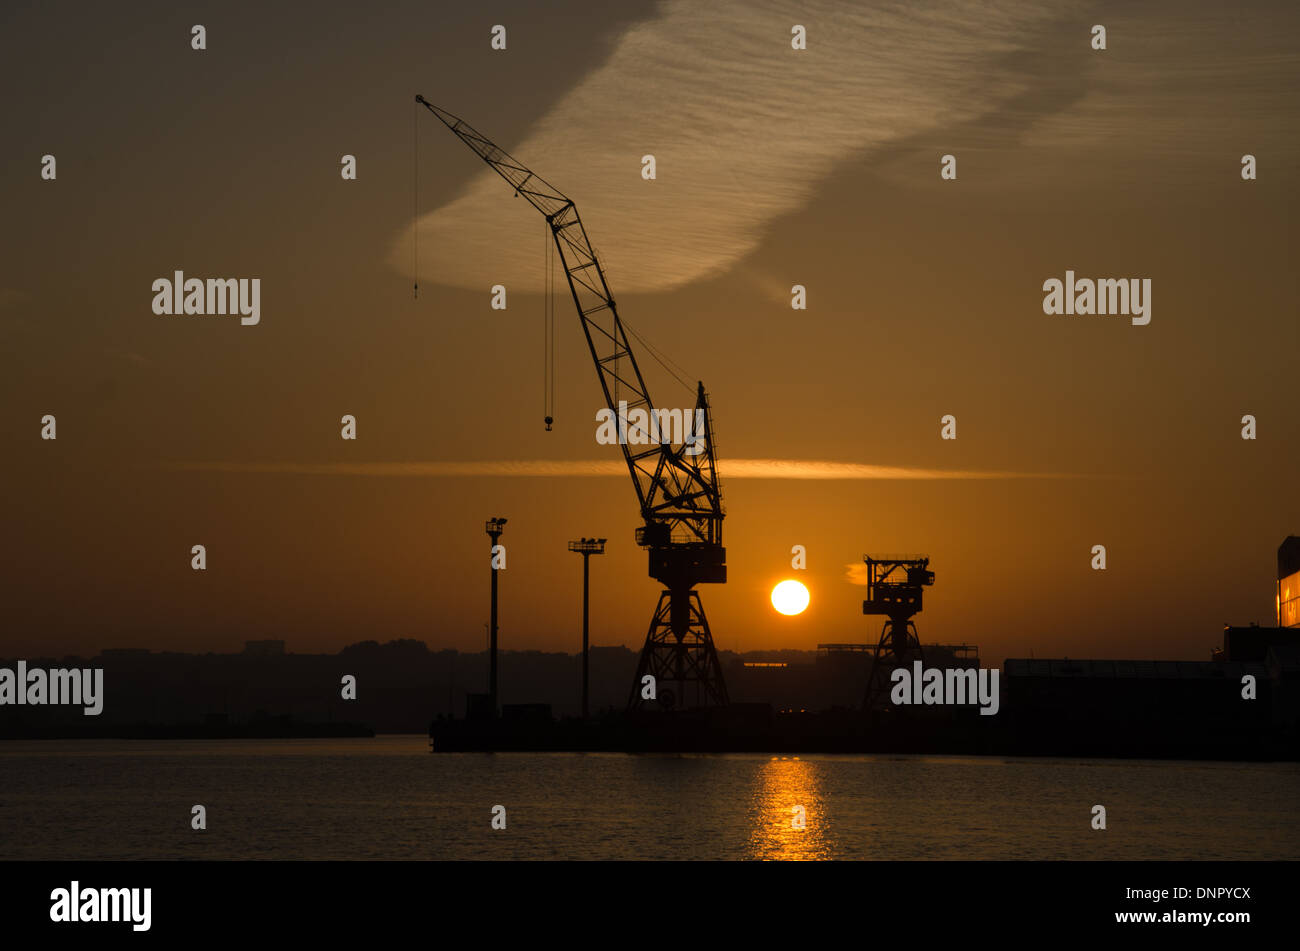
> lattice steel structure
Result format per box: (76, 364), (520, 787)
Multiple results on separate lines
(861, 555), (934, 710)
(419, 99), (729, 712)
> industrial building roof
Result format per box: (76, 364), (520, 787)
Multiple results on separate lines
(1003, 659), (1265, 680)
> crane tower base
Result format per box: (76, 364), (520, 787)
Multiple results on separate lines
(628, 590), (729, 711)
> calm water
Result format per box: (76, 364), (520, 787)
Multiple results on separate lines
(1, 736), (1296, 860)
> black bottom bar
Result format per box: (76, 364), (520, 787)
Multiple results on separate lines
(0, 861), (1282, 940)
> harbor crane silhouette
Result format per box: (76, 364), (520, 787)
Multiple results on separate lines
(417, 98), (730, 712)
(861, 555), (934, 710)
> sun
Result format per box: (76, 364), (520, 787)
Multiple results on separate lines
(771, 579), (810, 616)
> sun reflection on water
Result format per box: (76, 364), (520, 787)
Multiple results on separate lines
(746, 756), (835, 860)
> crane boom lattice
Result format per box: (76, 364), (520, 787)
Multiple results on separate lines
(417, 98), (729, 711)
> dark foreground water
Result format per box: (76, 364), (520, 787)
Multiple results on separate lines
(1, 736), (1296, 860)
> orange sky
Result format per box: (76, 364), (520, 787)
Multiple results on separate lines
(2, 0), (1297, 662)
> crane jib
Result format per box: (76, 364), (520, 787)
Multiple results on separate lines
(417, 96), (733, 709)
(416, 98), (724, 547)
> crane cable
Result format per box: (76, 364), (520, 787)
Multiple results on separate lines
(543, 228), (697, 430)
(590, 250), (694, 399)
(550, 229), (556, 422)
(543, 220), (555, 429)
(623, 319), (694, 397)
(416, 101), (696, 421)
(412, 98), (419, 300)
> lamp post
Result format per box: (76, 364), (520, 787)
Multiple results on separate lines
(568, 537), (607, 719)
(486, 517), (507, 715)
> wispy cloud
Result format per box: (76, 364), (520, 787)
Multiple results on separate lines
(845, 563), (872, 586)
(397, 0), (1071, 293)
(722, 459), (1069, 480)
(169, 459), (1074, 480)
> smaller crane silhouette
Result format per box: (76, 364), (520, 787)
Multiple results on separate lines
(861, 555), (934, 710)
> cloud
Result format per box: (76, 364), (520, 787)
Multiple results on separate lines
(397, 0), (1072, 293)
(168, 458), (1075, 480)
(845, 563), (872, 586)
(721, 459), (1069, 480)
